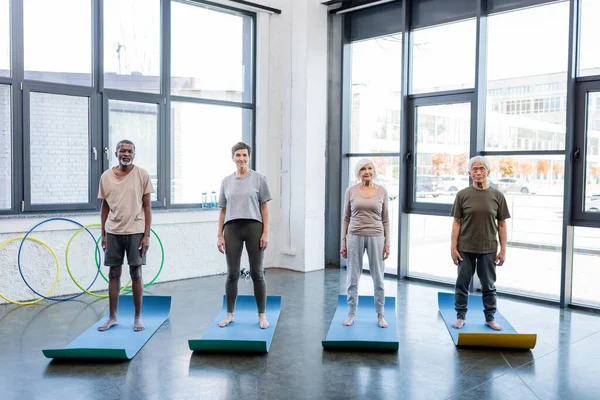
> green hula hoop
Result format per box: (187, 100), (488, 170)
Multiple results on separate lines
(65, 224), (131, 298)
(91, 225), (165, 292)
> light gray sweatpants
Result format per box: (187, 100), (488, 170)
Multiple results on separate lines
(346, 234), (385, 315)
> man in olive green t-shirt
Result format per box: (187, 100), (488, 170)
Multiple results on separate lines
(450, 156), (510, 331)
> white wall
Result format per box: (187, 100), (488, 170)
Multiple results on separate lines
(0, 0), (329, 304)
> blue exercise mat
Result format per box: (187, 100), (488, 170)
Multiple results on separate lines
(322, 295), (399, 350)
(43, 295), (171, 359)
(438, 292), (537, 349)
(188, 295), (281, 353)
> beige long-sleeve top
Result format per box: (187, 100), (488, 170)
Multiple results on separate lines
(341, 185), (390, 245)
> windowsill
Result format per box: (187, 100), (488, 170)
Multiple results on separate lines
(0, 208), (220, 234)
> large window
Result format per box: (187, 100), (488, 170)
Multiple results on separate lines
(24, 0), (92, 86)
(338, 0), (600, 307)
(584, 92), (600, 213)
(108, 100), (159, 201)
(413, 102), (471, 204)
(410, 19), (476, 94)
(1, 0), (255, 214)
(488, 155), (564, 300)
(0, 85), (10, 209)
(28, 92), (90, 205)
(350, 34), (402, 153)
(0, 0), (9, 77)
(171, 102), (250, 205)
(408, 214), (455, 283)
(104, 0), (161, 93)
(486, 2), (569, 151)
(171, 1), (253, 102)
(579, 0), (600, 77)
(572, 227), (600, 307)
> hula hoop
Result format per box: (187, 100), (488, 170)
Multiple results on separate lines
(17, 218), (101, 301)
(0, 236), (60, 305)
(90, 226), (165, 292)
(64, 224), (132, 298)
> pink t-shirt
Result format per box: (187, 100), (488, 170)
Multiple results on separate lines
(98, 166), (154, 235)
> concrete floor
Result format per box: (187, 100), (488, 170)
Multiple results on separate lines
(1, 267), (599, 400)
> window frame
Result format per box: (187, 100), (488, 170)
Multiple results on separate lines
(0, 0), (257, 215)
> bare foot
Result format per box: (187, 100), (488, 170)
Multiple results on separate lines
(486, 320), (503, 331)
(218, 313), (234, 327)
(378, 314), (388, 328)
(258, 313), (270, 329)
(134, 317), (145, 332)
(451, 319), (466, 329)
(343, 313), (355, 326)
(97, 317), (119, 331)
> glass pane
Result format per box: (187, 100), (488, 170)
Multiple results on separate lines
(347, 156), (400, 275)
(414, 103), (470, 204)
(486, 2), (569, 151)
(584, 92), (600, 212)
(579, 0), (600, 77)
(104, 0), (160, 93)
(30, 92), (89, 204)
(572, 227), (600, 307)
(487, 155), (564, 300)
(24, 0), (92, 85)
(171, 102), (251, 204)
(0, 0), (9, 77)
(108, 100), (158, 201)
(408, 214), (455, 283)
(410, 19), (476, 94)
(349, 34), (402, 153)
(171, 1), (252, 102)
(0, 85), (10, 209)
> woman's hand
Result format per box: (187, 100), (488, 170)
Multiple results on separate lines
(260, 233), (269, 250)
(340, 243), (347, 259)
(383, 244), (390, 260)
(217, 236), (226, 254)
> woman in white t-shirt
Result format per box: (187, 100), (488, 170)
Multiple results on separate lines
(340, 158), (390, 328)
(216, 142), (273, 329)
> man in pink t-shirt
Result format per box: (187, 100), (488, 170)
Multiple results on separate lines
(97, 140), (154, 332)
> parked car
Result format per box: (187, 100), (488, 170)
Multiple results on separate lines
(416, 175), (442, 197)
(496, 178), (535, 194)
(438, 175), (470, 193)
(586, 199), (600, 212)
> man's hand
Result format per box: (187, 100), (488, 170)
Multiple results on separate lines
(383, 244), (390, 260)
(101, 234), (107, 251)
(495, 250), (506, 266)
(451, 249), (463, 265)
(217, 236), (226, 254)
(138, 235), (150, 257)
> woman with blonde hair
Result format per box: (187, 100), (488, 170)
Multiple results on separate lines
(340, 158), (390, 328)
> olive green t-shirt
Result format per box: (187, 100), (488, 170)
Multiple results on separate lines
(450, 186), (511, 254)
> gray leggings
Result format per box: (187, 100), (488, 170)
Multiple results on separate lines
(455, 252), (497, 322)
(224, 219), (266, 313)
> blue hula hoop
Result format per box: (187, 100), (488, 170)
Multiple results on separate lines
(17, 217), (101, 301)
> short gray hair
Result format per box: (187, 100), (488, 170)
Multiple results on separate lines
(354, 158), (377, 181)
(469, 155), (490, 171)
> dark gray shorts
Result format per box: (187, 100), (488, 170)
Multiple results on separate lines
(104, 233), (146, 267)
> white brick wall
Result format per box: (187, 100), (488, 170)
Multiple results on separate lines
(0, 85), (10, 210)
(30, 92), (89, 204)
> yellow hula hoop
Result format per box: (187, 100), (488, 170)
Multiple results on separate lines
(0, 236), (60, 305)
(64, 224), (131, 298)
